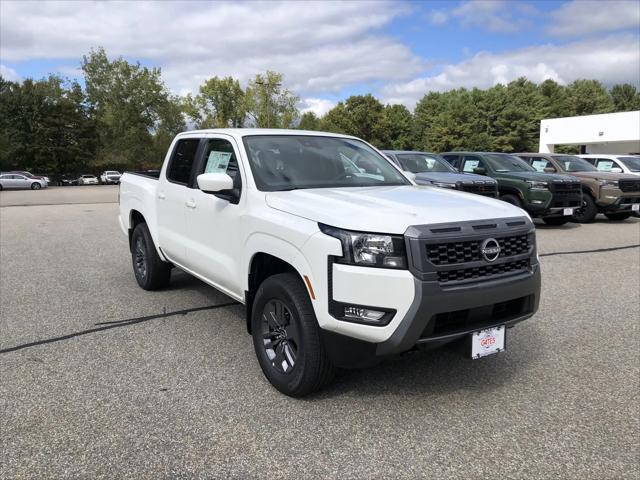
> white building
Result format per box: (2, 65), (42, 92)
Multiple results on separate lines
(539, 111), (640, 154)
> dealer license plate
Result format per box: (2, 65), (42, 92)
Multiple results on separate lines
(563, 208), (574, 216)
(632, 204), (639, 212)
(471, 326), (505, 359)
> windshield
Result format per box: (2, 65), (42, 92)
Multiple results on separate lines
(485, 154), (535, 172)
(106, 171), (120, 175)
(552, 155), (597, 172)
(82, 175), (94, 178)
(618, 156), (640, 172)
(243, 135), (410, 191)
(396, 153), (455, 173)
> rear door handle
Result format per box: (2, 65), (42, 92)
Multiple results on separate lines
(157, 192), (166, 200)
(185, 199), (197, 209)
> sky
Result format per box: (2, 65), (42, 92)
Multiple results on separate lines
(1, 0), (639, 116)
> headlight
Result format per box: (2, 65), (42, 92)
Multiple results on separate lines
(526, 180), (549, 191)
(319, 224), (407, 269)
(431, 181), (457, 189)
(599, 180), (618, 188)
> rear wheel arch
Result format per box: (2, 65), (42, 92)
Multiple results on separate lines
(128, 210), (147, 251)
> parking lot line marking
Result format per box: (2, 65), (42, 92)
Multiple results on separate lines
(540, 244), (639, 257)
(0, 301), (240, 355)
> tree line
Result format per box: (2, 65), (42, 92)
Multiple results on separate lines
(1, 47), (639, 175)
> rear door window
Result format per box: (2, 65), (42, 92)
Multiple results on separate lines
(167, 138), (200, 185)
(461, 155), (485, 173)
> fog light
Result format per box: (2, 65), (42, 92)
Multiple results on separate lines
(343, 306), (385, 322)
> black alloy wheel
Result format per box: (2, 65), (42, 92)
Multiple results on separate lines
(261, 299), (299, 374)
(134, 235), (148, 282)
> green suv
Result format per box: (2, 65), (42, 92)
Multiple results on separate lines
(442, 152), (582, 226)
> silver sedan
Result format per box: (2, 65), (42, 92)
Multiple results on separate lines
(0, 173), (48, 190)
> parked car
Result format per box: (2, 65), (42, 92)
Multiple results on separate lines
(8, 170), (50, 184)
(516, 153), (640, 222)
(442, 152), (582, 226)
(0, 173), (48, 190)
(119, 129), (541, 396)
(382, 150), (497, 197)
(100, 170), (122, 184)
(578, 154), (640, 177)
(78, 174), (99, 185)
(55, 174), (78, 186)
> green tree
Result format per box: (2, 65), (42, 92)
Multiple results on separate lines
(185, 76), (245, 128)
(244, 71), (299, 128)
(610, 83), (640, 112)
(380, 104), (415, 150)
(298, 111), (321, 130)
(565, 79), (614, 116)
(0, 75), (96, 174)
(321, 94), (386, 146)
(81, 47), (183, 170)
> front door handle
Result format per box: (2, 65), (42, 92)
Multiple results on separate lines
(157, 192), (166, 200)
(185, 199), (197, 209)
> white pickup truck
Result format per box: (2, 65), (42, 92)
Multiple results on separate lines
(119, 129), (541, 396)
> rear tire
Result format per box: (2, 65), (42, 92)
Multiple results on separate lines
(131, 223), (171, 290)
(604, 212), (632, 221)
(500, 193), (522, 208)
(31, 182), (41, 190)
(542, 217), (569, 226)
(251, 273), (334, 397)
(572, 194), (597, 223)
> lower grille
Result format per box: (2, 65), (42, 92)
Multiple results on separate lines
(438, 259), (530, 284)
(619, 180), (640, 193)
(425, 295), (532, 337)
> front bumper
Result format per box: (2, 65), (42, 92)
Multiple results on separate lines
(597, 189), (640, 211)
(318, 217), (541, 368)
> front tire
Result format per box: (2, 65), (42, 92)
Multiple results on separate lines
(542, 216), (569, 226)
(31, 182), (41, 190)
(604, 212), (632, 221)
(500, 193), (523, 208)
(572, 194), (598, 223)
(131, 223), (171, 290)
(251, 273), (334, 397)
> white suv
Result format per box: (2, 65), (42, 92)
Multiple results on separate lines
(579, 154), (640, 176)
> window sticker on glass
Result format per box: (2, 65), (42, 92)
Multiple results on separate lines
(597, 160), (614, 172)
(463, 160), (479, 172)
(531, 160), (548, 172)
(205, 151), (232, 173)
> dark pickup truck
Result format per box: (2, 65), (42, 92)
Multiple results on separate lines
(442, 152), (582, 226)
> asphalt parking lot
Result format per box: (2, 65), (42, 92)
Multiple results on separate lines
(1, 186), (639, 479)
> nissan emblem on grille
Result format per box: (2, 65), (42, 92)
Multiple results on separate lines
(480, 238), (501, 262)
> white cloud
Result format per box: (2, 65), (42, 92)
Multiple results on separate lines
(0, 64), (21, 82)
(451, 0), (534, 33)
(427, 10), (448, 26)
(547, 0), (640, 36)
(382, 34), (640, 108)
(300, 98), (336, 117)
(0, 0), (423, 97)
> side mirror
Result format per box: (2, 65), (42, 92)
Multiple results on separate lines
(543, 167), (556, 173)
(610, 167), (623, 173)
(473, 167), (486, 175)
(197, 172), (233, 193)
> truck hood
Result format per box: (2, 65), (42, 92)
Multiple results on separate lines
(265, 185), (526, 234)
(414, 172), (496, 185)
(495, 171), (579, 182)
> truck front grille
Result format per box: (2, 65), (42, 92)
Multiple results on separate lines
(549, 181), (582, 208)
(427, 234), (529, 265)
(406, 216), (536, 286)
(459, 183), (497, 197)
(437, 259), (531, 283)
(619, 180), (640, 193)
